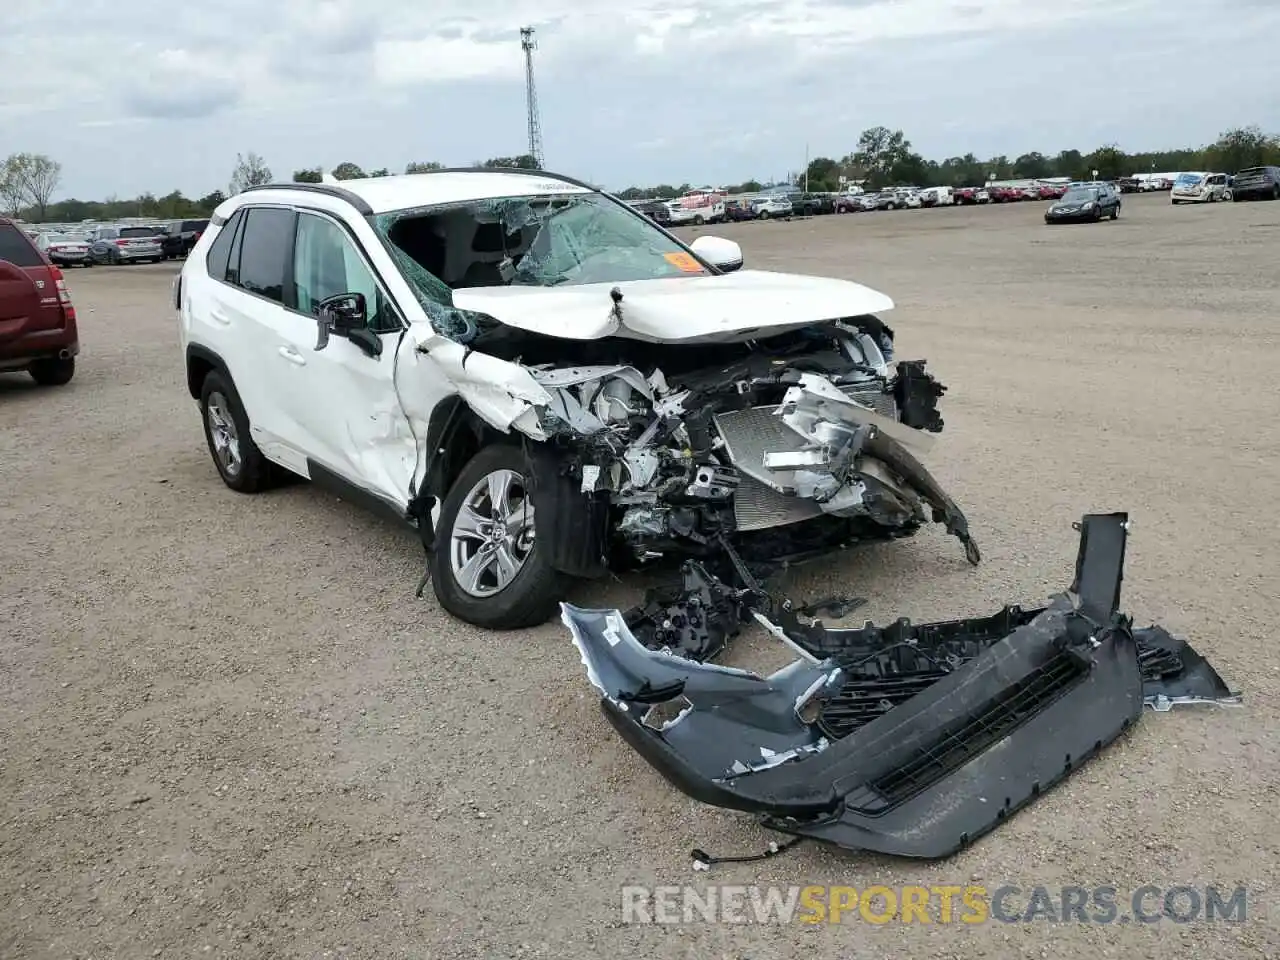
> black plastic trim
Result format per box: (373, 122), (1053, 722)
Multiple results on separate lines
(307, 459), (414, 530)
(239, 182), (375, 215)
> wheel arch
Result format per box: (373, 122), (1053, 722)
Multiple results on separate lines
(185, 343), (233, 400)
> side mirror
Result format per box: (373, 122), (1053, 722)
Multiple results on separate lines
(315, 292), (370, 352)
(689, 235), (743, 273)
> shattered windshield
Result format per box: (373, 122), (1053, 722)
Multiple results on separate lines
(373, 193), (710, 294)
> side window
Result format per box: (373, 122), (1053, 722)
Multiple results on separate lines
(293, 213), (399, 333)
(204, 209), (242, 281)
(234, 207), (294, 303)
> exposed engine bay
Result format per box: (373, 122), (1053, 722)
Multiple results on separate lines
(500, 313), (980, 576)
(562, 512), (1241, 860)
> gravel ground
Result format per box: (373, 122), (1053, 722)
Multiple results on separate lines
(2, 193), (1277, 959)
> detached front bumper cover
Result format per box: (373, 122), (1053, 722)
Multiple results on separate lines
(562, 512), (1240, 860)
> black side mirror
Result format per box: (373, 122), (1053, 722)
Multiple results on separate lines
(314, 292), (367, 350)
(314, 292), (382, 358)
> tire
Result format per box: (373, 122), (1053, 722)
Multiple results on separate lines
(694, 215), (705, 225)
(199, 369), (274, 493)
(431, 444), (564, 629)
(1110, 205), (1119, 220)
(759, 210), (770, 220)
(29, 357), (75, 386)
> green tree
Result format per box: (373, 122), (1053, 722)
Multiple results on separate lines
(405, 161), (445, 174)
(198, 190), (227, 214)
(1014, 151), (1050, 179)
(2, 153), (62, 220)
(331, 162), (366, 180)
(1203, 126), (1280, 173)
(1084, 144), (1127, 180)
(367, 168), (391, 178)
(229, 151), (272, 195)
(849, 127), (913, 188)
(804, 157), (840, 191)
(293, 168), (323, 183)
(481, 155), (541, 170)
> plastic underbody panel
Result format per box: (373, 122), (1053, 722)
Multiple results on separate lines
(562, 512), (1240, 859)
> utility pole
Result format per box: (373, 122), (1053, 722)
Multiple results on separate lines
(804, 142), (810, 192)
(520, 27), (545, 168)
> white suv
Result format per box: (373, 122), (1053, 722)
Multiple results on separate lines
(176, 170), (977, 629)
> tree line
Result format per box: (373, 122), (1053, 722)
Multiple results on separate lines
(614, 125), (1280, 198)
(8, 126), (1278, 223)
(2, 151), (541, 224)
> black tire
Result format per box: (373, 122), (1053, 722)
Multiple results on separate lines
(431, 444), (564, 629)
(759, 210), (770, 220)
(29, 357), (75, 386)
(199, 369), (274, 493)
(1111, 205), (1119, 220)
(694, 215), (705, 225)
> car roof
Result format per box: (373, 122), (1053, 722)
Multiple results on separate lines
(229, 169), (596, 217)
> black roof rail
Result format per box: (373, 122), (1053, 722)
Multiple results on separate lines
(407, 167), (602, 192)
(238, 182), (374, 215)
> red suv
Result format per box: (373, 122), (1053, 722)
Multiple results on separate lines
(0, 218), (80, 385)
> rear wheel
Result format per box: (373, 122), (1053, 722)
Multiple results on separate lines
(199, 370), (274, 493)
(29, 357), (75, 386)
(431, 444), (563, 629)
(1110, 205), (1119, 220)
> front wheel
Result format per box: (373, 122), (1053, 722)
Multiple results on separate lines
(1111, 205), (1119, 220)
(693, 215), (705, 225)
(759, 210), (770, 220)
(431, 444), (563, 629)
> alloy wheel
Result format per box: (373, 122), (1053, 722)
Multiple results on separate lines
(449, 469), (536, 598)
(206, 391), (243, 478)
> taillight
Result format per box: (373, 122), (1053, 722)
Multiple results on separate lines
(115, 238), (128, 246)
(193, 231), (202, 243)
(49, 265), (76, 321)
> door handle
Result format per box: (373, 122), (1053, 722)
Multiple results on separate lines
(208, 309), (231, 326)
(278, 345), (306, 366)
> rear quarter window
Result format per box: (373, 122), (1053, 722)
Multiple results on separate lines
(204, 210), (243, 282)
(0, 223), (45, 267)
(234, 207), (295, 303)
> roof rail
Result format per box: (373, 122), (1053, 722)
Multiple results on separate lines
(238, 182), (374, 215)
(409, 167), (601, 192)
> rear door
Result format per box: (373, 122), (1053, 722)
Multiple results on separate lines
(203, 204), (316, 474)
(0, 221), (63, 341)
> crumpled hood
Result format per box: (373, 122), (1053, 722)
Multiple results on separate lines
(449, 269), (895, 344)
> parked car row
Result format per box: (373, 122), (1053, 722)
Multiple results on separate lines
(18, 217), (211, 267)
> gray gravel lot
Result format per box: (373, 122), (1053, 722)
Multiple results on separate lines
(2, 193), (1277, 959)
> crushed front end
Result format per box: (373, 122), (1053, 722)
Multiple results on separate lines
(562, 513), (1240, 859)
(519, 316), (979, 578)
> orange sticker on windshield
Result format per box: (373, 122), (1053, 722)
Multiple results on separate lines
(664, 252), (704, 273)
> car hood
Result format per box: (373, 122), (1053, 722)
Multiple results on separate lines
(448, 269), (894, 344)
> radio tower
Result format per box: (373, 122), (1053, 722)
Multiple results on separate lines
(520, 27), (545, 168)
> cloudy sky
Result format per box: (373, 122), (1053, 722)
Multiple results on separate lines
(4, 0), (1279, 201)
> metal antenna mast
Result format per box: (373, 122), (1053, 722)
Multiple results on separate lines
(520, 27), (544, 167)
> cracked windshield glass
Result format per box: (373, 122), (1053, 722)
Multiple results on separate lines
(377, 193), (709, 294)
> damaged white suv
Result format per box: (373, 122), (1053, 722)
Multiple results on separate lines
(177, 170), (979, 629)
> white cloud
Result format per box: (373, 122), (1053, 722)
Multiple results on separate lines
(1, 0), (1278, 199)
